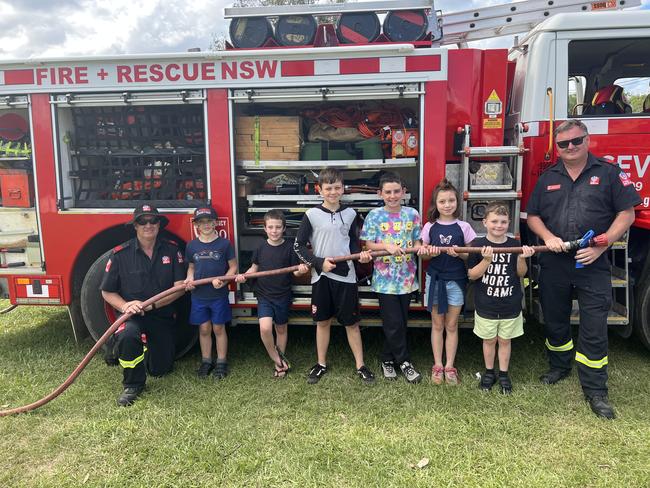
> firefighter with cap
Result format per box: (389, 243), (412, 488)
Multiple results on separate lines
(101, 204), (186, 406)
(526, 119), (641, 419)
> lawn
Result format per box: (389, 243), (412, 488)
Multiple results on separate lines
(1, 300), (649, 487)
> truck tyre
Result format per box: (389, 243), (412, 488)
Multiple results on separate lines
(634, 273), (650, 349)
(80, 250), (197, 359)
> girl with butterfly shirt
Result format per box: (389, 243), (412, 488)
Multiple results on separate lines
(420, 179), (477, 385)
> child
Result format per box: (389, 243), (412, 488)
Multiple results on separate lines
(235, 210), (310, 378)
(467, 202), (535, 394)
(360, 171), (426, 383)
(184, 206), (237, 380)
(294, 167), (375, 385)
(420, 178), (476, 385)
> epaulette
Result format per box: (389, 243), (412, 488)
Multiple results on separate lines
(163, 238), (180, 247)
(113, 241), (130, 253)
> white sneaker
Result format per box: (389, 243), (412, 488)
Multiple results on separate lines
(381, 361), (397, 380)
(400, 361), (422, 384)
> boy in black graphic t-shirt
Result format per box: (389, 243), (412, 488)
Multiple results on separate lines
(468, 202), (535, 394)
(236, 210), (309, 378)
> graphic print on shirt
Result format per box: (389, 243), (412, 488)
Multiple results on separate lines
(482, 253), (515, 298)
(194, 250), (223, 261)
(439, 234), (452, 245)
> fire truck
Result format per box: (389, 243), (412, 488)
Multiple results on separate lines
(1, 0), (649, 357)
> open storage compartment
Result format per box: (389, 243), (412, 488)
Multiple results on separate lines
(52, 91), (207, 209)
(0, 96), (43, 275)
(230, 83), (423, 306)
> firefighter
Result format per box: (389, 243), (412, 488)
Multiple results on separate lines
(101, 204), (186, 407)
(526, 119), (641, 419)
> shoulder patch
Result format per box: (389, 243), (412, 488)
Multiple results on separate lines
(113, 242), (129, 253)
(619, 172), (633, 187)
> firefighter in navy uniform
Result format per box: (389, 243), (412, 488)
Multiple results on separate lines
(526, 119), (640, 419)
(101, 204), (186, 407)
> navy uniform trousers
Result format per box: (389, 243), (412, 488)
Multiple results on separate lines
(539, 252), (611, 395)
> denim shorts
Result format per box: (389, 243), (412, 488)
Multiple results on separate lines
(190, 296), (232, 326)
(424, 274), (465, 308)
(257, 296), (291, 325)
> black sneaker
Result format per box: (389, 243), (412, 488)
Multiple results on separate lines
(499, 374), (513, 395)
(307, 363), (328, 384)
(197, 361), (214, 379)
(399, 361), (422, 384)
(213, 361), (228, 380)
(381, 361), (397, 380)
(356, 365), (376, 384)
(479, 370), (496, 392)
(117, 385), (144, 407)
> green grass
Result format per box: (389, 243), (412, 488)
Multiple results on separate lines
(1, 300), (649, 487)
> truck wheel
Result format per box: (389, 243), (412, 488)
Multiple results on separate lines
(80, 250), (197, 359)
(634, 274), (650, 349)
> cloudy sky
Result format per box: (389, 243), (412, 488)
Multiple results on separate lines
(1, 0), (648, 60)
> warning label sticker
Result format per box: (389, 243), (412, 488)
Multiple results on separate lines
(483, 118), (502, 129)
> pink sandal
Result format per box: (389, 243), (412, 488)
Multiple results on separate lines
(431, 365), (444, 385)
(444, 367), (460, 385)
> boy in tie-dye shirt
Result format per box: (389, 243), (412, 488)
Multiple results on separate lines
(361, 172), (427, 383)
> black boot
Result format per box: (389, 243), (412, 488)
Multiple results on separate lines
(586, 394), (616, 419)
(539, 368), (571, 385)
(117, 385), (144, 407)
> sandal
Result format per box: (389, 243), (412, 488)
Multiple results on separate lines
(444, 367), (460, 385)
(276, 346), (292, 372)
(273, 355), (290, 379)
(431, 365), (444, 385)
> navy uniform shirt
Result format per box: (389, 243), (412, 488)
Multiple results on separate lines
(100, 237), (186, 317)
(526, 153), (641, 241)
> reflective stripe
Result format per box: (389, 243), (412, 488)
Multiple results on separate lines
(575, 352), (608, 369)
(545, 338), (574, 352)
(119, 347), (147, 369)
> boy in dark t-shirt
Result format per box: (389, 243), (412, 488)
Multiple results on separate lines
(236, 210), (309, 378)
(468, 202), (535, 394)
(184, 206), (237, 380)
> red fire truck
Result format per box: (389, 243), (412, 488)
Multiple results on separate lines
(1, 0), (649, 356)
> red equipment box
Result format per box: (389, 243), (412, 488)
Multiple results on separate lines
(0, 169), (33, 207)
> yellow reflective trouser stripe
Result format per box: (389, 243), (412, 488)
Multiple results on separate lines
(575, 352), (608, 369)
(545, 338), (574, 352)
(119, 347), (147, 369)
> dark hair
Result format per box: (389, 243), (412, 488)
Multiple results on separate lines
(318, 167), (343, 186)
(484, 201), (510, 219)
(378, 171), (403, 191)
(426, 178), (461, 223)
(554, 119), (589, 138)
(264, 209), (286, 227)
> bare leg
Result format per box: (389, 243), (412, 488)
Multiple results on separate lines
(344, 323), (365, 369)
(259, 317), (281, 365)
(275, 323), (288, 354)
(497, 336), (512, 372)
(198, 321), (212, 360)
(430, 307), (445, 367)
(213, 324), (228, 361)
(316, 319), (332, 366)
(483, 337), (497, 369)
(443, 305), (462, 369)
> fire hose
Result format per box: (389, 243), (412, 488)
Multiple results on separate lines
(0, 232), (606, 417)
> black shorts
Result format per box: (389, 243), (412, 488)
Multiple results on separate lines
(311, 275), (360, 326)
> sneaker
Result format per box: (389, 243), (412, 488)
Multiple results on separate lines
(381, 361), (398, 380)
(213, 361), (228, 380)
(400, 361), (422, 384)
(444, 367), (460, 385)
(356, 365), (376, 384)
(499, 374), (513, 395)
(479, 370), (496, 391)
(431, 365), (444, 385)
(117, 385), (144, 407)
(307, 363), (328, 384)
(197, 361), (214, 379)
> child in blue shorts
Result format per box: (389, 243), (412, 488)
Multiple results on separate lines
(184, 206), (237, 380)
(420, 178), (477, 385)
(236, 209), (309, 378)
